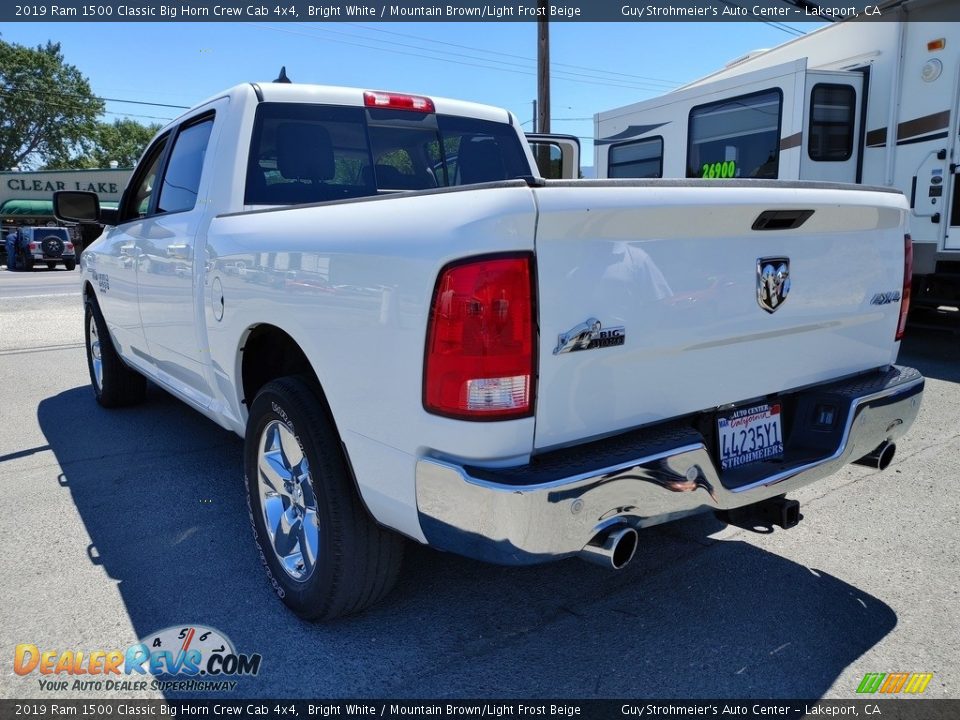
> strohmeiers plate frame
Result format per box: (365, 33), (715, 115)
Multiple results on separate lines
(717, 401), (784, 471)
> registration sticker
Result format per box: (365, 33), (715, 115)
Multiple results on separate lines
(718, 403), (784, 471)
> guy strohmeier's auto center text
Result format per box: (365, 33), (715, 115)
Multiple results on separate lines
(12, 0), (889, 20)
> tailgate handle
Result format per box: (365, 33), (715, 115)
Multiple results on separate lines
(751, 209), (814, 231)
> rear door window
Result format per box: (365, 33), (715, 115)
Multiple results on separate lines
(157, 115), (214, 214)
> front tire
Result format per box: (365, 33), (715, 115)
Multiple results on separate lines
(85, 297), (147, 407)
(244, 376), (404, 620)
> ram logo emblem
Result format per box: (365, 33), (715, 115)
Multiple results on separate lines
(757, 257), (790, 313)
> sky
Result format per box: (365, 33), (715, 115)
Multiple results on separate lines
(8, 20), (821, 163)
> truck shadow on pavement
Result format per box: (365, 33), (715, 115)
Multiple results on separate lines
(899, 326), (960, 384)
(39, 385), (897, 699)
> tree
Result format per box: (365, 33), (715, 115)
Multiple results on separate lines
(52, 118), (162, 170)
(0, 39), (104, 170)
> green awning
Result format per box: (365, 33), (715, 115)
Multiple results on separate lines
(0, 199), (55, 215)
(1, 199), (119, 217)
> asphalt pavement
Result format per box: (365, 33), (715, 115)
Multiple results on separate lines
(0, 264), (83, 298)
(0, 269), (958, 700)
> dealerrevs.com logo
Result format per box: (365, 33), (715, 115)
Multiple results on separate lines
(856, 673), (934, 694)
(14, 625), (262, 692)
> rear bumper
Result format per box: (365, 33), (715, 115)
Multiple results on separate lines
(415, 365), (923, 565)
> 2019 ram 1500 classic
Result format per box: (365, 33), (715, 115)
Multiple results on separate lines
(54, 81), (924, 620)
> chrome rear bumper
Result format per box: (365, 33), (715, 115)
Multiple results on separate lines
(415, 366), (923, 565)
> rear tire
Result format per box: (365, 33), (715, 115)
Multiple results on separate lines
(85, 297), (147, 407)
(64, 259), (76, 271)
(46, 261), (57, 270)
(23, 255), (34, 271)
(244, 375), (404, 620)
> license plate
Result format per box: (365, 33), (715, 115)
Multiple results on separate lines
(717, 402), (784, 471)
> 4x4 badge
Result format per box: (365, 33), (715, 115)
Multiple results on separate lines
(553, 318), (625, 355)
(757, 257), (790, 313)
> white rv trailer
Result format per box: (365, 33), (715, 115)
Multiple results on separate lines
(593, 0), (960, 305)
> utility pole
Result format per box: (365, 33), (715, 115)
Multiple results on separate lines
(531, 99), (537, 133)
(535, 3), (551, 175)
(536, 3), (550, 134)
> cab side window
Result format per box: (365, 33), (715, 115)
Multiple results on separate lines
(119, 135), (169, 223)
(158, 115), (215, 214)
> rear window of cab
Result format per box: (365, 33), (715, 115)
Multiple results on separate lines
(245, 103), (531, 205)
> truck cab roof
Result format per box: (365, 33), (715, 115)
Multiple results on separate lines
(174, 82), (515, 128)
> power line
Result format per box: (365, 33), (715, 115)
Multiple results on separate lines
(718, 1), (806, 35)
(343, 22), (683, 87)
(1, 85), (189, 109)
(253, 24), (679, 93)
(764, 21), (806, 36)
(0, 90), (173, 121)
(100, 110), (173, 121)
(255, 23), (663, 91)
(91, 96), (188, 109)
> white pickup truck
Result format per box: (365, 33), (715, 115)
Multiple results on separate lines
(55, 81), (924, 620)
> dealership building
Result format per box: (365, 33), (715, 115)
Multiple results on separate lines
(1, 167), (131, 230)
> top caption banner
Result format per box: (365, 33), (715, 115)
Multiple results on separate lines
(7, 0), (960, 22)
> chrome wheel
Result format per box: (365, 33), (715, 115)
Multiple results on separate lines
(257, 420), (320, 581)
(88, 314), (103, 391)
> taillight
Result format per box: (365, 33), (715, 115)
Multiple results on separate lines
(363, 90), (435, 113)
(424, 254), (536, 420)
(65, 242), (74, 250)
(29, 242), (39, 251)
(896, 233), (913, 341)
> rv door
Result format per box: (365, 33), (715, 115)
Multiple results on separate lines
(799, 71), (864, 184)
(946, 59), (960, 251)
(526, 133), (580, 179)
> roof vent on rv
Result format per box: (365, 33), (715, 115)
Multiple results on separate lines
(725, 49), (770, 68)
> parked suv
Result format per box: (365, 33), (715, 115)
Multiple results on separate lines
(7, 226), (76, 271)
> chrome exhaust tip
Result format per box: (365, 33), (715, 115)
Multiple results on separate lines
(579, 526), (638, 570)
(854, 441), (896, 471)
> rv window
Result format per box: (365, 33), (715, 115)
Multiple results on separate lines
(687, 89), (782, 179)
(808, 84), (855, 162)
(608, 137), (663, 178)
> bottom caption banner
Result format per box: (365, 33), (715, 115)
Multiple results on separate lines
(1, 701), (958, 720)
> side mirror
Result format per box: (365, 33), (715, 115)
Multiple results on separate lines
(54, 191), (101, 224)
(525, 134), (581, 180)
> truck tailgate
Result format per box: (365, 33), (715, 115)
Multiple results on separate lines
(532, 181), (908, 451)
